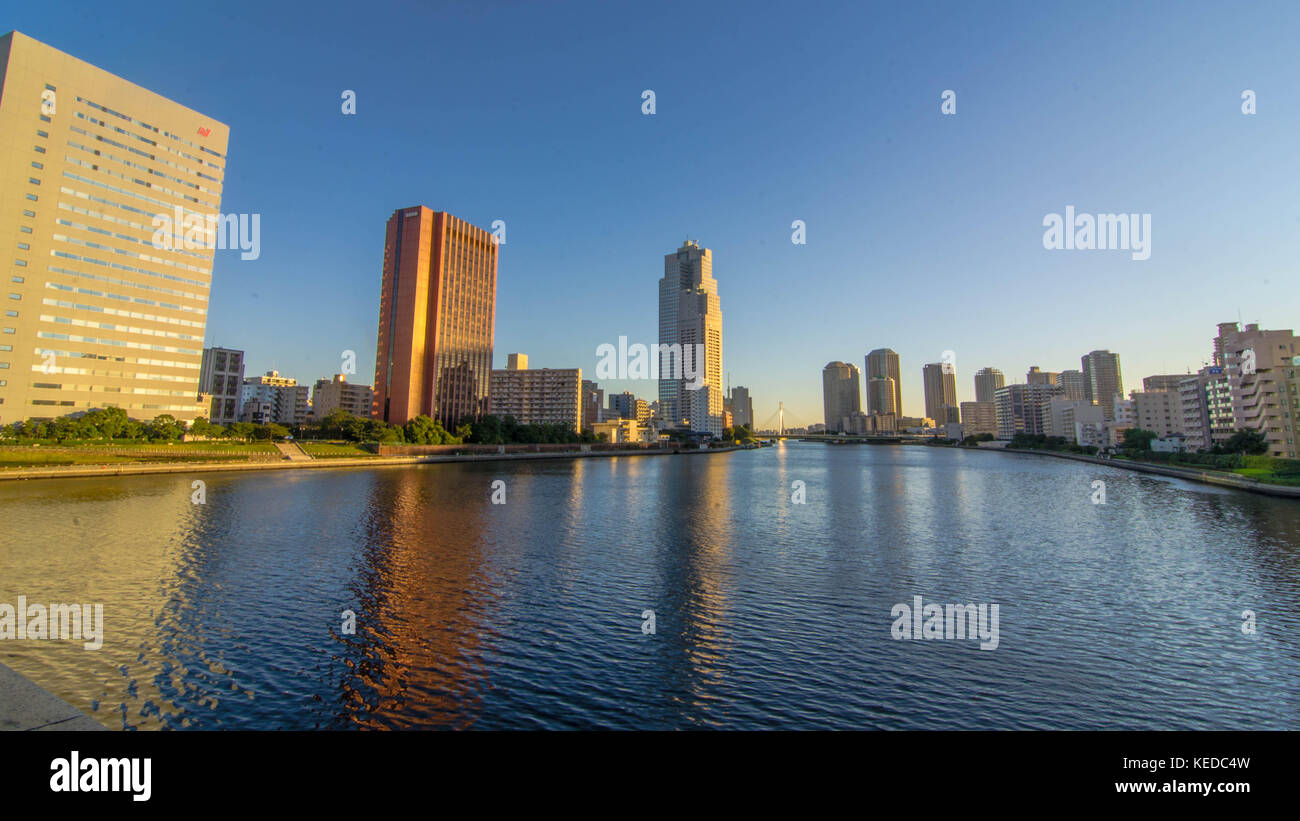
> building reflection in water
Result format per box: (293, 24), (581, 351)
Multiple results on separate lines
(334, 466), (494, 728)
(649, 454), (734, 726)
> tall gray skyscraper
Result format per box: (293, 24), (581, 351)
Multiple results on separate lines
(923, 362), (958, 422)
(822, 362), (862, 430)
(973, 367), (1005, 404)
(866, 348), (902, 415)
(658, 240), (723, 435)
(729, 386), (754, 429)
(1081, 350), (1124, 419)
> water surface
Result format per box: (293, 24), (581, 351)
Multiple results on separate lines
(1, 443), (1296, 729)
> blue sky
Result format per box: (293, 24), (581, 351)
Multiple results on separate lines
(11, 0), (1300, 427)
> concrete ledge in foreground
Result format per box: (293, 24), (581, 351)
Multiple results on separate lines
(0, 662), (108, 731)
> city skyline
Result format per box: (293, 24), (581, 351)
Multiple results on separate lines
(3, 1), (1300, 427)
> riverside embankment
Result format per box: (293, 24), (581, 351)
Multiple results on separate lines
(0, 442), (754, 482)
(992, 446), (1300, 499)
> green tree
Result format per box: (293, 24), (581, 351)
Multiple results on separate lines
(189, 416), (219, 438)
(91, 407), (129, 439)
(226, 421), (256, 442)
(1121, 427), (1157, 452)
(1218, 429), (1269, 455)
(404, 415), (440, 445)
(146, 414), (183, 442)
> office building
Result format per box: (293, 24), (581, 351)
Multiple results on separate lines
(489, 360), (581, 432)
(199, 347), (244, 425)
(728, 386), (754, 429)
(1081, 350), (1124, 419)
(0, 32), (229, 424)
(865, 348), (902, 415)
(372, 206), (497, 428)
(822, 361), (862, 431)
(312, 374), (373, 420)
(581, 379), (603, 431)
(658, 240), (723, 435)
(959, 401), (996, 437)
(922, 362), (957, 425)
(973, 368), (1005, 404)
(1042, 397), (1103, 442)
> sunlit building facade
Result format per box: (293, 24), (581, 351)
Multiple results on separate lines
(0, 31), (229, 424)
(373, 206), (497, 428)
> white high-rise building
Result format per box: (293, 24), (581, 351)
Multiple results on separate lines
(658, 240), (723, 436)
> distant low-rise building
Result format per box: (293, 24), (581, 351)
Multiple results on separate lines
(581, 380), (604, 431)
(959, 401), (997, 438)
(592, 417), (648, 443)
(313, 375), (374, 420)
(240, 371), (303, 426)
(1151, 435), (1188, 453)
(609, 391), (651, 422)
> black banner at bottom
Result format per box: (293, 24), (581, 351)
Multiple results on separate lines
(0, 730), (1283, 809)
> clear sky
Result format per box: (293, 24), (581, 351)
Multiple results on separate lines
(11, 0), (1300, 427)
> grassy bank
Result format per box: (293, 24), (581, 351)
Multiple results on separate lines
(297, 442), (377, 458)
(0, 441), (279, 468)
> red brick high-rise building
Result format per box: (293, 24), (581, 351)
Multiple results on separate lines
(373, 207), (497, 427)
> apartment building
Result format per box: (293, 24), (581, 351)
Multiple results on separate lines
(198, 346), (244, 425)
(489, 358), (582, 432)
(312, 374), (373, 420)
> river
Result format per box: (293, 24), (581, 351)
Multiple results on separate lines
(1, 442), (1296, 729)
